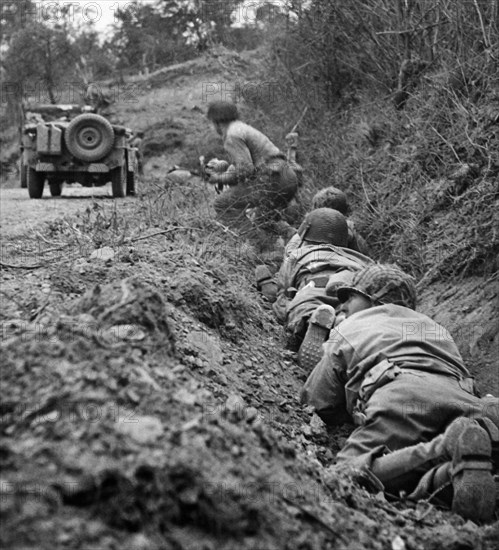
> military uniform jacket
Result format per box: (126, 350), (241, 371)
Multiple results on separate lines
(276, 243), (371, 293)
(301, 304), (472, 425)
(272, 244), (372, 324)
(222, 120), (285, 180)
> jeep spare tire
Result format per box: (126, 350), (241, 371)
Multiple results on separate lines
(65, 114), (114, 161)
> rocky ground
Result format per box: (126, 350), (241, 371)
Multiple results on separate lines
(0, 49), (498, 549)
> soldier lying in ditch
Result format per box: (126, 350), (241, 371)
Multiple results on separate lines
(301, 263), (499, 524)
(258, 208), (373, 371)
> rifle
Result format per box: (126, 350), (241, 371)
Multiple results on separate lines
(285, 106), (307, 187)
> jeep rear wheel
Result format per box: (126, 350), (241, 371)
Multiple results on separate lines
(27, 168), (45, 198)
(65, 114), (114, 162)
(111, 164), (127, 198)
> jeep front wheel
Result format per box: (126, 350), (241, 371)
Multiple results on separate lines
(111, 164), (127, 198)
(27, 168), (45, 198)
(65, 114), (115, 162)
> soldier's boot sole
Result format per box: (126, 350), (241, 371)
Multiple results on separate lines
(451, 421), (495, 523)
(298, 305), (336, 372)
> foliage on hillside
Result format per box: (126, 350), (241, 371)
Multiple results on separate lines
(241, 0), (499, 283)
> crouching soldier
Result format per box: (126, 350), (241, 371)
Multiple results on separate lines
(301, 263), (499, 523)
(205, 101), (299, 226)
(267, 208), (373, 370)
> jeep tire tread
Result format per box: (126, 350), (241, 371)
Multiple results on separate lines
(65, 114), (114, 162)
(27, 168), (45, 199)
(111, 163), (127, 198)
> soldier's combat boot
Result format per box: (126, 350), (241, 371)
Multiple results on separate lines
(298, 305), (335, 372)
(451, 419), (496, 523)
(371, 416), (497, 522)
(255, 265), (278, 303)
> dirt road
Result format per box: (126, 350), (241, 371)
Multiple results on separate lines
(0, 185), (131, 237)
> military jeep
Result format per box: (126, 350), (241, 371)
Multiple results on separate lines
(20, 104), (139, 199)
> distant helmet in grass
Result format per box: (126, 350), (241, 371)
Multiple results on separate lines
(206, 158), (229, 173)
(298, 208), (348, 246)
(337, 264), (417, 309)
(311, 187), (349, 215)
(207, 101), (239, 123)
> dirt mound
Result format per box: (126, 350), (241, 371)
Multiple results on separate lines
(165, 267), (263, 342)
(59, 463), (261, 538)
(73, 277), (175, 353)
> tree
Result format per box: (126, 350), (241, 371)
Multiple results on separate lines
(73, 29), (116, 83)
(108, 0), (246, 74)
(158, 0), (241, 48)
(0, 1), (36, 45)
(3, 22), (78, 104)
(110, 0), (201, 74)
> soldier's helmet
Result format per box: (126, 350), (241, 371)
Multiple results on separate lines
(337, 264), (417, 309)
(207, 101), (239, 123)
(311, 186), (349, 215)
(298, 208), (348, 247)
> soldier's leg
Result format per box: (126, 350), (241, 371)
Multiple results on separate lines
(253, 161), (298, 226)
(268, 160), (299, 210)
(336, 374), (498, 521)
(370, 417), (497, 523)
(337, 373), (492, 476)
(213, 185), (254, 226)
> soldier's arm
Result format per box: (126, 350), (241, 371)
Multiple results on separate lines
(222, 134), (255, 181)
(270, 258), (294, 324)
(300, 342), (348, 426)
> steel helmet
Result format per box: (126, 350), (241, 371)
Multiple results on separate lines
(298, 208), (348, 246)
(311, 187), (349, 215)
(337, 264), (417, 309)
